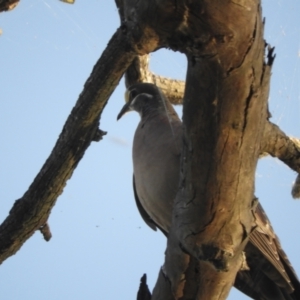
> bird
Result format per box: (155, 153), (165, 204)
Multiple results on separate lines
(117, 82), (300, 300)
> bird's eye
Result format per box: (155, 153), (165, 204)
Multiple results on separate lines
(130, 89), (138, 101)
(125, 89), (138, 104)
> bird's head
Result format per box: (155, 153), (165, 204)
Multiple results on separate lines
(117, 83), (175, 120)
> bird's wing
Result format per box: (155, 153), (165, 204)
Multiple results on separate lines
(249, 202), (298, 293)
(133, 175), (168, 237)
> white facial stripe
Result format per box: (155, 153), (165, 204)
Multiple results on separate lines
(130, 93), (153, 107)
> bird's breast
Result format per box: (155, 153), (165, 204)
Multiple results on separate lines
(132, 119), (181, 232)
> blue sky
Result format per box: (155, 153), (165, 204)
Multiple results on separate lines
(0, 1), (299, 299)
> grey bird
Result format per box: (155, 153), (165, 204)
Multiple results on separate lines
(117, 82), (300, 300)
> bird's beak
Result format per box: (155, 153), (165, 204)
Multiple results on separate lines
(117, 102), (131, 121)
(117, 90), (132, 120)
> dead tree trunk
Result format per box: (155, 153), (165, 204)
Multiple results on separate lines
(120, 0), (268, 298)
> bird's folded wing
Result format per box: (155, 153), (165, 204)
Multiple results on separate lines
(133, 175), (168, 236)
(250, 203), (295, 292)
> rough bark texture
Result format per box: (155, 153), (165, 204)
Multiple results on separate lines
(0, 0), (76, 12)
(160, 2), (269, 298)
(169, 21), (266, 300)
(179, 5), (267, 263)
(0, 0), (19, 11)
(262, 122), (300, 173)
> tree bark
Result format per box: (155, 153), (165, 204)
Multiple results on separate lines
(0, 0), (19, 12)
(0, 0), (76, 12)
(163, 4), (268, 297)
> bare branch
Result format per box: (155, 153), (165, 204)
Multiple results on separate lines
(261, 121), (300, 198)
(262, 121), (300, 173)
(0, 27), (137, 264)
(0, 0), (19, 11)
(125, 55), (185, 104)
(0, 0), (74, 12)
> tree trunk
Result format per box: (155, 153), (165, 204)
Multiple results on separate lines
(120, 0), (269, 298)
